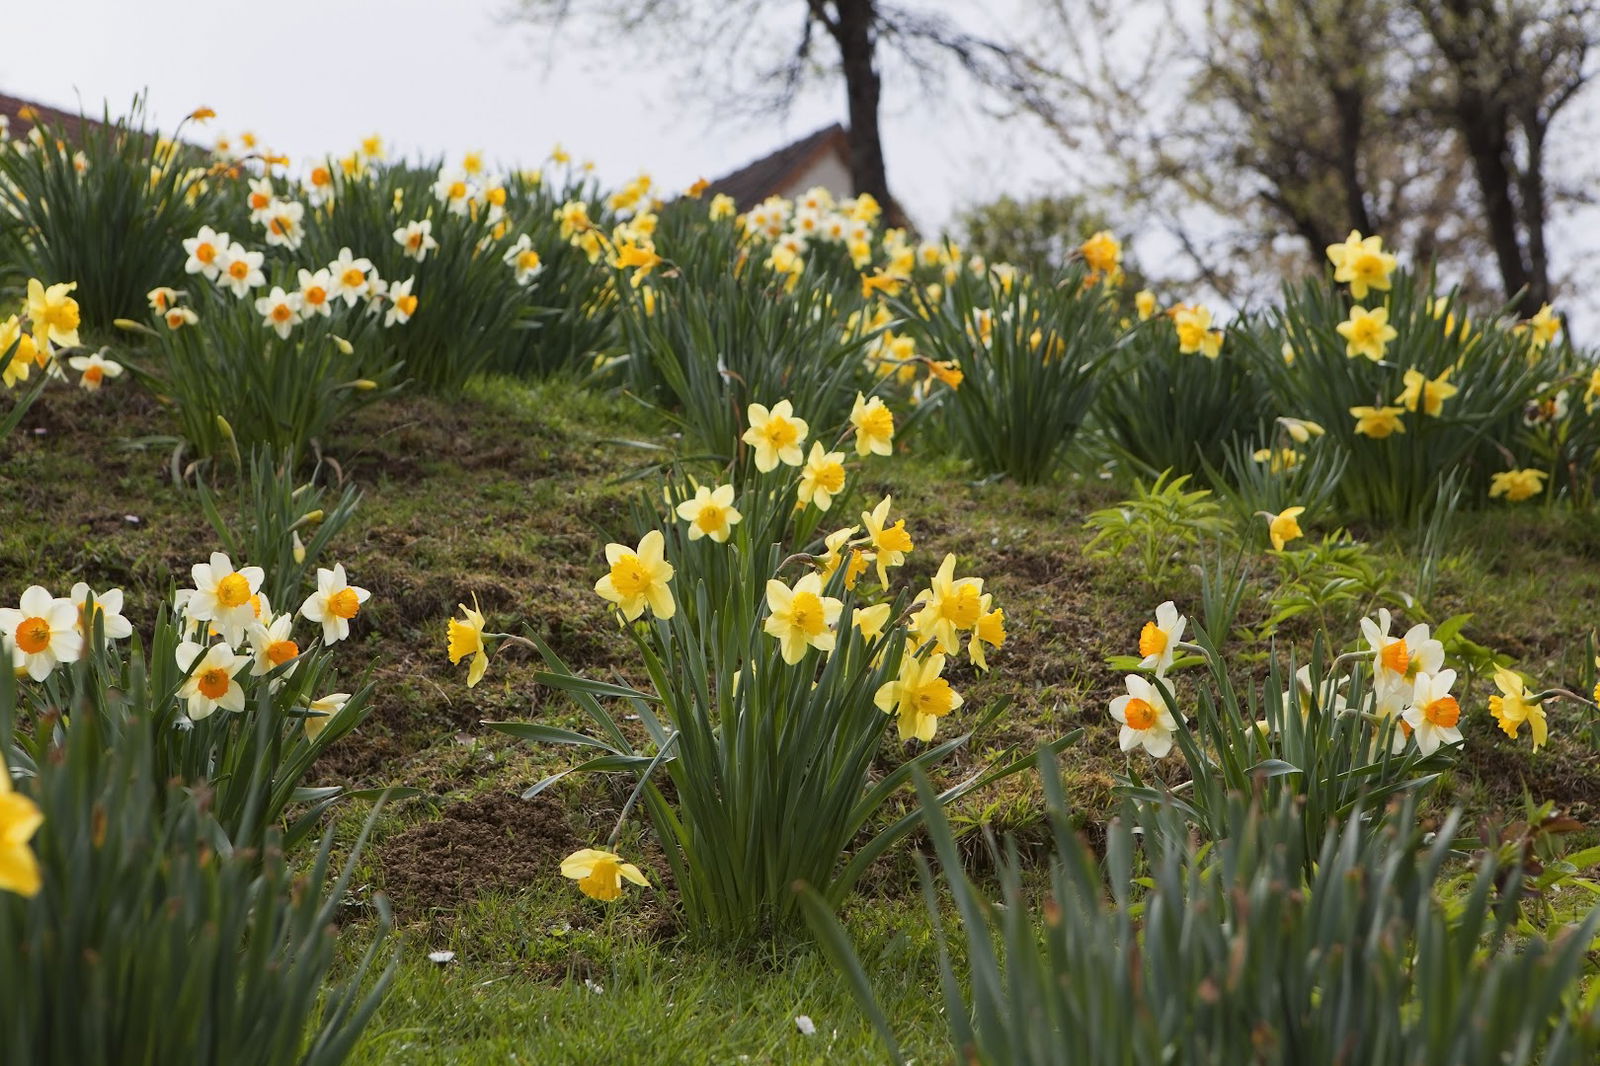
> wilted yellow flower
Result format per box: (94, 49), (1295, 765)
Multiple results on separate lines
(926, 359), (963, 389)
(1394, 367), (1458, 416)
(675, 483), (743, 543)
(1080, 230), (1121, 275)
(874, 649), (962, 743)
(1489, 468), (1546, 502)
(1488, 668), (1547, 751)
(1337, 305), (1397, 362)
(448, 597), (489, 688)
(0, 761), (43, 898)
(595, 530), (676, 621)
(560, 847), (648, 901)
(850, 393), (895, 457)
(1325, 230), (1396, 300)
(797, 442), (848, 512)
(1350, 405), (1406, 439)
(741, 401), (809, 473)
(764, 572), (843, 664)
(1266, 506), (1306, 551)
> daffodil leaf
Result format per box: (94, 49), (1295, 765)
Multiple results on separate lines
(485, 721), (623, 754)
(532, 672), (660, 704)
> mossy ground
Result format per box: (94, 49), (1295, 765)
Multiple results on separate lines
(6, 377), (1599, 1063)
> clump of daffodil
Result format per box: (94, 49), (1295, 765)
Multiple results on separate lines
(676, 483), (743, 543)
(1394, 367), (1458, 416)
(741, 400), (808, 473)
(560, 847), (649, 901)
(1337, 305), (1397, 362)
(448, 596), (489, 688)
(1350, 405), (1406, 439)
(1264, 506), (1306, 551)
(1488, 668), (1548, 751)
(595, 530), (676, 621)
(0, 759), (44, 898)
(874, 647), (962, 742)
(764, 572), (843, 664)
(1325, 230), (1397, 300)
(1489, 468), (1546, 502)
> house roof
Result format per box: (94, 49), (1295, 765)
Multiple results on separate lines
(705, 123), (852, 208)
(0, 92), (99, 142)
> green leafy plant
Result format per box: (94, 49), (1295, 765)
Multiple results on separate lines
(804, 752), (1600, 1066)
(1082, 470), (1229, 584)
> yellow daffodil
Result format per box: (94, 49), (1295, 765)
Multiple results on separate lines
(1172, 304), (1213, 355)
(1079, 230), (1121, 275)
(448, 597), (489, 688)
(1488, 667), (1547, 751)
(797, 442), (848, 512)
(969, 605), (1006, 671)
(1135, 290), (1157, 321)
(741, 400), (809, 473)
(1325, 230), (1397, 300)
(0, 763), (43, 898)
(1276, 417), (1324, 443)
(613, 241), (661, 287)
(926, 359), (964, 389)
(1394, 367), (1458, 416)
(1584, 368), (1600, 413)
(764, 572), (843, 664)
(560, 847), (648, 901)
(675, 483), (743, 543)
(818, 526), (859, 585)
(1350, 405), (1406, 439)
(0, 316), (38, 388)
(874, 649), (962, 742)
(26, 278), (81, 349)
(910, 554), (985, 655)
(1525, 303), (1561, 349)
(1265, 505), (1306, 551)
(1337, 305), (1398, 362)
(861, 497), (913, 586)
(709, 193), (736, 219)
(1253, 446), (1303, 473)
(850, 393), (895, 457)
(1489, 468), (1546, 502)
(861, 271), (904, 300)
(595, 530), (676, 621)
(852, 602), (893, 642)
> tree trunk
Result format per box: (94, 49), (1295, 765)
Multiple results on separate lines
(828, 0), (893, 209)
(1515, 107), (1552, 311)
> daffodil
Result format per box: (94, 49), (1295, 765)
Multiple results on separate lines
(393, 219), (438, 262)
(911, 554), (986, 655)
(261, 199), (305, 250)
(1402, 670), (1462, 755)
(560, 847), (649, 901)
(176, 641), (247, 720)
(1337, 305), (1397, 362)
(255, 287), (303, 339)
(1, 586), (83, 682)
(1350, 405), (1406, 438)
(1489, 468), (1546, 502)
(1172, 304), (1213, 355)
(182, 552), (265, 643)
(860, 496), (913, 587)
(1360, 609), (1443, 702)
(0, 316), (33, 388)
(595, 530), (675, 622)
(165, 307), (199, 331)
(764, 572), (843, 664)
(850, 393), (895, 457)
(818, 526), (859, 585)
(1393, 367), (1458, 416)
(614, 241), (661, 287)
(69, 582), (131, 644)
(0, 763), (43, 898)
(327, 247), (374, 306)
(26, 279), (81, 349)
(852, 602), (893, 642)
(969, 605), (1005, 671)
(1525, 303), (1561, 349)
(1488, 667), (1547, 750)
(183, 225), (229, 280)
(448, 597), (489, 687)
(797, 442), (848, 512)
(1583, 368), (1600, 413)
(709, 193), (737, 220)
(248, 611), (301, 680)
(67, 352), (122, 391)
(861, 271), (903, 300)
(1110, 674), (1180, 758)
(741, 401), (809, 473)
(504, 234), (546, 286)
(1266, 506), (1305, 551)
(299, 563), (370, 644)
(1325, 230), (1397, 300)
(1135, 290), (1157, 321)
(1079, 230), (1121, 275)
(874, 649), (962, 743)
(303, 692), (351, 741)
(433, 167), (476, 214)
(675, 483), (743, 543)
(216, 243), (265, 297)
(384, 277), (419, 326)
(1136, 601), (1186, 675)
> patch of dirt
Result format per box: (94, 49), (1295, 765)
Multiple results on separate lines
(378, 792), (581, 919)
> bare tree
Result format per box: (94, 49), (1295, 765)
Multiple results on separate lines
(512, 0), (1050, 209)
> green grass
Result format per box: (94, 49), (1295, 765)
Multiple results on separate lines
(6, 372), (1600, 1064)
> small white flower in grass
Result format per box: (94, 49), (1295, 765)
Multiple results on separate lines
(165, 306), (199, 331)
(1136, 601), (1185, 676)
(1, 586), (83, 681)
(183, 552), (265, 642)
(795, 1016), (816, 1036)
(300, 564), (370, 644)
(1109, 674), (1180, 758)
(69, 583), (132, 643)
(1402, 670), (1463, 756)
(255, 287), (303, 339)
(176, 641), (247, 720)
(426, 950), (455, 965)
(67, 352), (123, 391)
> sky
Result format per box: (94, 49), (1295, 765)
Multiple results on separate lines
(0, 0), (1066, 235)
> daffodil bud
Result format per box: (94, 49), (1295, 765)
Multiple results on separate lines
(113, 318), (158, 336)
(331, 334), (354, 355)
(292, 531), (307, 564)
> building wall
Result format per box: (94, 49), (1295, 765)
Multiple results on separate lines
(775, 152), (853, 203)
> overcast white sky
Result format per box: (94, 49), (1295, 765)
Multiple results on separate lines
(1, 0), (1066, 234)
